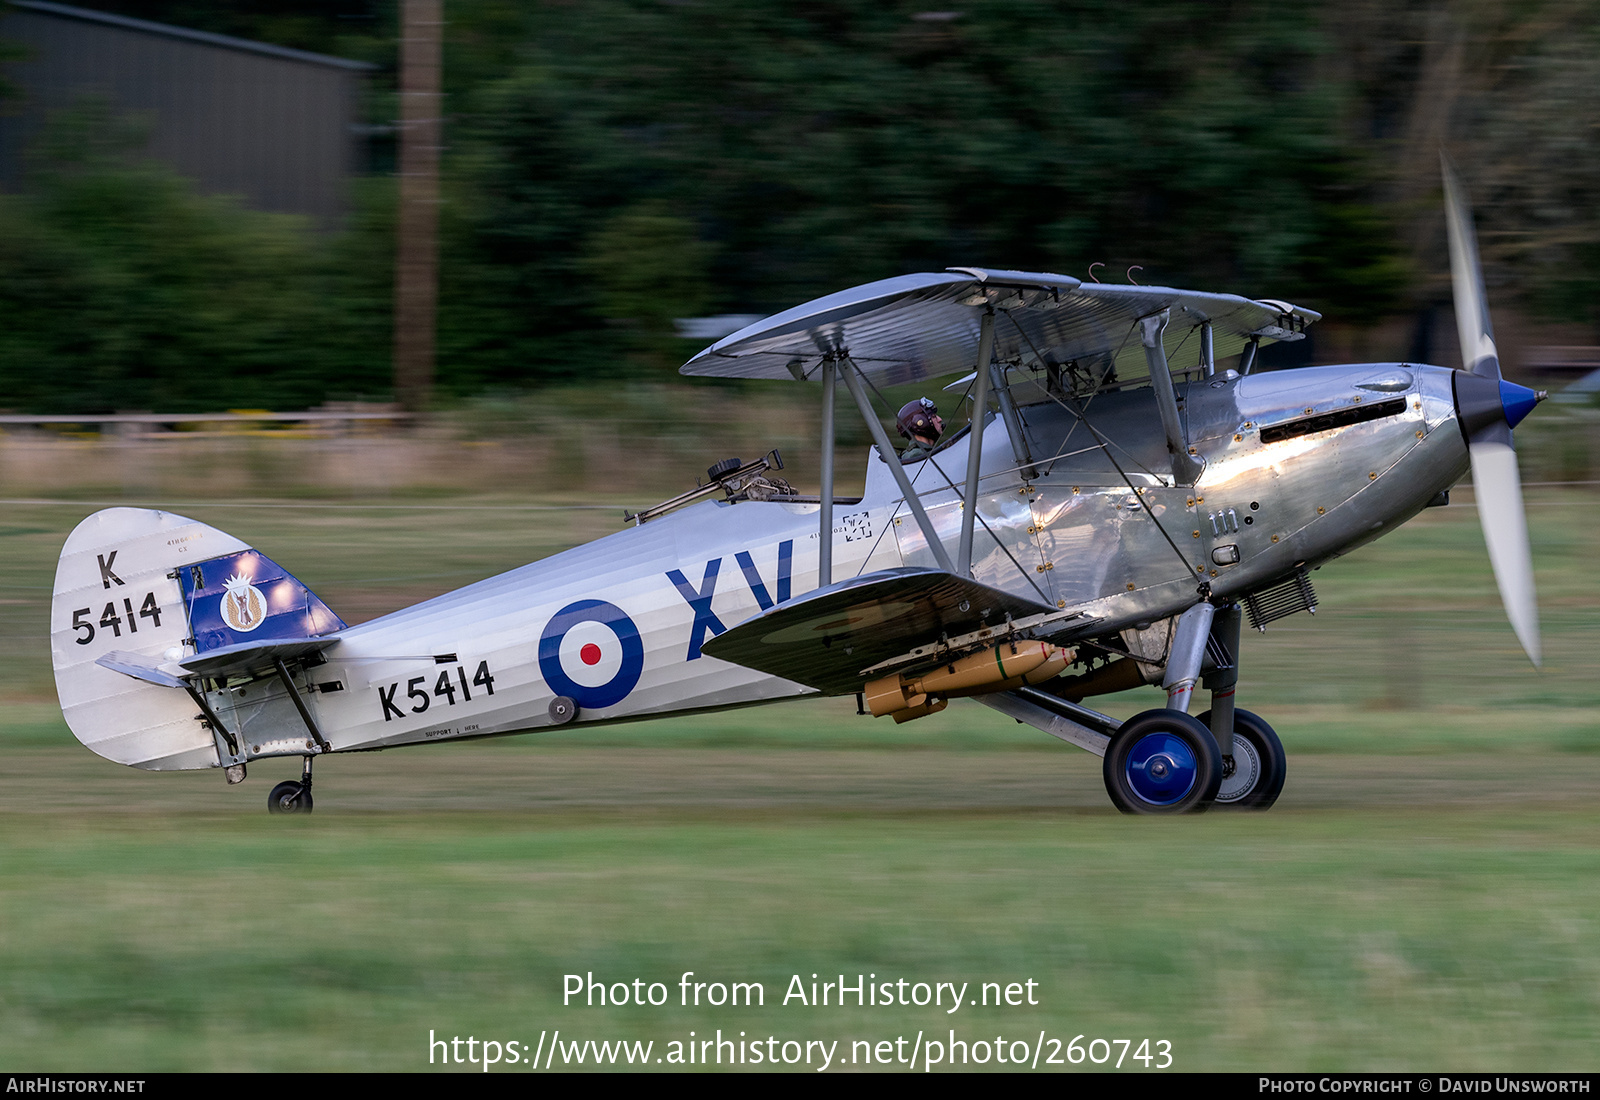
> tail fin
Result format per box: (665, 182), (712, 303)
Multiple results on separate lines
(177, 548), (345, 653)
(51, 508), (344, 770)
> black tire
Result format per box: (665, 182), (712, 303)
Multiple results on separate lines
(706, 458), (742, 481)
(1196, 707), (1286, 810)
(1102, 709), (1223, 815)
(267, 780), (313, 815)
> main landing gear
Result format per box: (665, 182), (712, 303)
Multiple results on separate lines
(1199, 708), (1286, 810)
(1100, 600), (1287, 815)
(267, 756), (316, 815)
(1103, 710), (1223, 814)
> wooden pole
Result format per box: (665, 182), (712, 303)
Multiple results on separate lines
(394, 0), (441, 414)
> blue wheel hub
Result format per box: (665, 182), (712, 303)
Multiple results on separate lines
(1125, 732), (1199, 805)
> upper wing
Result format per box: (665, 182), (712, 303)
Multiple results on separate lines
(680, 267), (1320, 387)
(700, 567), (1060, 695)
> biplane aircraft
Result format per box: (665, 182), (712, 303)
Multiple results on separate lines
(50, 162), (1544, 814)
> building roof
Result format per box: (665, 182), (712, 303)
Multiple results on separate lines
(7, 0), (377, 71)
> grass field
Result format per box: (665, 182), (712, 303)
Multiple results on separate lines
(1, 489), (1598, 1071)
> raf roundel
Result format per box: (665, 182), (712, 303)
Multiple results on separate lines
(537, 600), (645, 710)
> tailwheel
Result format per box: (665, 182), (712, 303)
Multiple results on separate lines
(267, 780), (313, 815)
(1197, 708), (1286, 811)
(268, 756), (316, 815)
(1102, 710), (1223, 815)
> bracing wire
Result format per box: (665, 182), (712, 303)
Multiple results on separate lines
(921, 454), (1055, 606)
(997, 311), (1200, 578)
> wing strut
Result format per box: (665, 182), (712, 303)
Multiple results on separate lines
(990, 362), (1038, 480)
(1140, 310), (1204, 484)
(840, 357), (957, 573)
(956, 309), (996, 574)
(1238, 334), (1260, 375)
(818, 359), (837, 587)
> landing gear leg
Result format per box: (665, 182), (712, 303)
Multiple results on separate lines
(267, 756), (315, 815)
(1161, 602), (1216, 714)
(1203, 602), (1243, 773)
(1196, 603), (1287, 809)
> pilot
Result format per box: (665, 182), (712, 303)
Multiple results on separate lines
(896, 397), (944, 463)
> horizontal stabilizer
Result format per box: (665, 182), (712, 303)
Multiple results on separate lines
(701, 567), (1055, 695)
(95, 637), (343, 687)
(95, 650), (188, 690)
(176, 636), (340, 679)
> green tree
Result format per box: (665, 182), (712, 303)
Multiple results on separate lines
(0, 105), (389, 413)
(438, 0), (1407, 387)
(9, 1), (1596, 406)
(580, 202), (711, 370)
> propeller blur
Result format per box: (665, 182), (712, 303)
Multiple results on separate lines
(1442, 152), (1544, 665)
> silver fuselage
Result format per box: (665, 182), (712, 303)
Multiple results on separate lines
(210, 362), (1465, 762)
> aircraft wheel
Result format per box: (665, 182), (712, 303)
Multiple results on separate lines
(1102, 710), (1223, 815)
(267, 780), (313, 815)
(1197, 708), (1286, 810)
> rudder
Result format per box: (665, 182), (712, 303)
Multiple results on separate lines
(51, 508), (344, 770)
